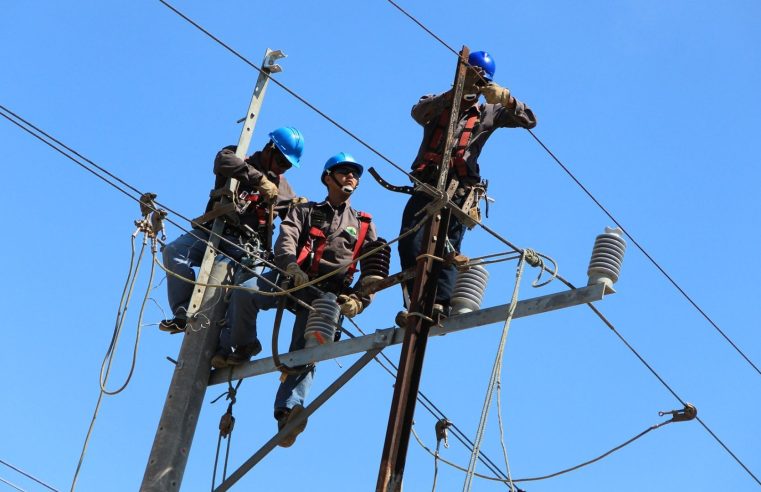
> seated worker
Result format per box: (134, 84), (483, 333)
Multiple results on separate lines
(226, 152), (377, 447)
(398, 50), (537, 316)
(160, 127), (304, 335)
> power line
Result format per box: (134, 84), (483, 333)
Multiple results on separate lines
(382, 0), (760, 377)
(0, 460), (58, 492)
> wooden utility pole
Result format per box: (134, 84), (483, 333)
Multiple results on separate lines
(140, 48), (285, 492)
(376, 46), (471, 492)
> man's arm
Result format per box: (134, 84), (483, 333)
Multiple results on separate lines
(353, 221), (379, 308)
(213, 145), (264, 187)
(411, 91), (454, 125)
(273, 203), (307, 271)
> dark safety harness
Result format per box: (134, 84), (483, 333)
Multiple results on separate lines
(295, 206), (373, 287)
(414, 106), (480, 181)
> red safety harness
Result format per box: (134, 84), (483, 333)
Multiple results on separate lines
(241, 192), (269, 230)
(414, 107), (479, 179)
(296, 209), (373, 282)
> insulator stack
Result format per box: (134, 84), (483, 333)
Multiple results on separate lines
(359, 237), (391, 283)
(450, 265), (489, 315)
(304, 293), (340, 348)
(587, 226), (627, 289)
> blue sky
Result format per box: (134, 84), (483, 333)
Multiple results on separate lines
(2, 1), (760, 491)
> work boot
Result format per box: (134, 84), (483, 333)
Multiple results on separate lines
(210, 347), (232, 369)
(276, 404), (308, 448)
(226, 340), (262, 366)
(159, 317), (186, 334)
(395, 310), (409, 328)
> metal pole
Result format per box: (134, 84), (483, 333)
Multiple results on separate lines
(377, 46), (470, 492)
(140, 48), (285, 492)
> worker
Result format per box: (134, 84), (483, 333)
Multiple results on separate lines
(159, 127), (304, 344)
(226, 152), (378, 447)
(398, 50), (537, 316)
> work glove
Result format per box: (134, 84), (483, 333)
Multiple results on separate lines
(463, 68), (482, 95)
(285, 262), (309, 287)
(481, 83), (513, 108)
(337, 294), (364, 318)
(292, 196), (309, 205)
(256, 175), (279, 201)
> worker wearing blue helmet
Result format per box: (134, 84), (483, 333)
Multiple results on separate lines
(398, 50), (537, 316)
(160, 127), (305, 338)
(224, 152), (378, 447)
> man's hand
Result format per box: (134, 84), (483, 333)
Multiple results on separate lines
(285, 262), (309, 287)
(481, 83), (513, 108)
(292, 196), (309, 205)
(257, 176), (279, 201)
(337, 294), (364, 318)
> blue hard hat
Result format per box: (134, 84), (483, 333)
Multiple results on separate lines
(268, 126), (305, 168)
(468, 51), (496, 81)
(322, 152), (363, 181)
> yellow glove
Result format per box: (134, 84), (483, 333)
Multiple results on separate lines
(481, 83), (513, 108)
(257, 175), (279, 201)
(337, 294), (364, 318)
(285, 262), (309, 287)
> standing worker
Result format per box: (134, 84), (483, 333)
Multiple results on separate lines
(159, 127), (304, 336)
(226, 152), (378, 447)
(398, 50), (537, 316)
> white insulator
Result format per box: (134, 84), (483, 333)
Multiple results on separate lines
(587, 226), (627, 289)
(450, 265), (489, 315)
(304, 293), (340, 348)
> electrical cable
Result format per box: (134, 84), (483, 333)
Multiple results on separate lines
(0, 476), (25, 492)
(554, 275), (761, 486)
(0, 459), (58, 492)
(380, 0), (760, 377)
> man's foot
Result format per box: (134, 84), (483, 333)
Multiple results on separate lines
(226, 340), (262, 366)
(276, 405), (308, 448)
(210, 348), (232, 369)
(159, 317), (186, 334)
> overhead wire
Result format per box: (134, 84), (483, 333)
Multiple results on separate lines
(0, 476), (25, 492)
(0, 459), (58, 492)
(379, 0), (760, 378)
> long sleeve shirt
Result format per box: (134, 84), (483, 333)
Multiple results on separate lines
(410, 91), (537, 183)
(202, 146), (296, 231)
(274, 198), (378, 305)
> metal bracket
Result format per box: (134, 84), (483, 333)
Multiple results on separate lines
(659, 403), (697, 423)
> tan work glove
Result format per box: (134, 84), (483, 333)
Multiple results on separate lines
(481, 83), (513, 108)
(285, 262), (309, 287)
(337, 294), (364, 318)
(292, 196), (309, 205)
(463, 68), (482, 94)
(257, 175), (279, 201)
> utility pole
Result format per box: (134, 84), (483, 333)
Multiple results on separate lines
(376, 46), (470, 492)
(141, 48), (285, 492)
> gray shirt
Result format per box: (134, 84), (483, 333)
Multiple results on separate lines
(410, 91), (537, 183)
(275, 199), (378, 303)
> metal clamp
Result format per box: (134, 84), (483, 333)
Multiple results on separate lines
(659, 403), (697, 422)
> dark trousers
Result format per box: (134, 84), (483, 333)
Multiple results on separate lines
(398, 193), (467, 308)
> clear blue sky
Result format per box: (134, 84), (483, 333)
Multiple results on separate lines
(2, 1), (760, 491)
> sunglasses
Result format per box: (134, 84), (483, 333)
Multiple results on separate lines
(332, 166), (360, 178)
(271, 147), (292, 170)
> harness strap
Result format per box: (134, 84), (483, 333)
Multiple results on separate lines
(414, 109), (479, 179)
(346, 212), (373, 281)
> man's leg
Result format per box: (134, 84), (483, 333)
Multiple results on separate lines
(160, 230), (210, 330)
(226, 268), (281, 364)
(398, 194), (429, 307)
(273, 307), (314, 446)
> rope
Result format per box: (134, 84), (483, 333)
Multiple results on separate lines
(463, 251), (529, 492)
(412, 417), (677, 485)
